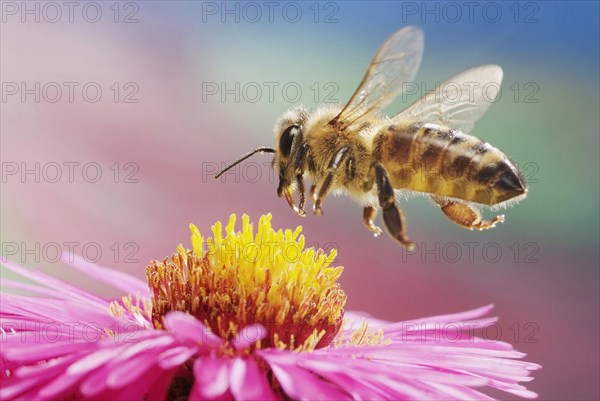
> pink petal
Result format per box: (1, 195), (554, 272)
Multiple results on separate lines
(259, 303), (539, 401)
(62, 253), (150, 298)
(79, 362), (114, 397)
(111, 334), (175, 361)
(31, 347), (127, 399)
(428, 382), (496, 400)
(76, 334), (174, 397)
(1, 357), (75, 400)
(163, 311), (222, 346)
(106, 352), (161, 388)
(229, 357), (277, 401)
(87, 364), (172, 401)
(1, 375), (48, 400)
(417, 304), (495, 323)
(296, 351), (489, 399)
(191, 355), (231, 400)
(1, 260), (106, 306)
(261, 351), (351, 401)
(157, 345), (198, 369)
(4, 341), (94, 364)
(0, 278), (67, 298)
(44, 333), (163, 397)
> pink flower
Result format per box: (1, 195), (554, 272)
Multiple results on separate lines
(1, 214), (539, 400)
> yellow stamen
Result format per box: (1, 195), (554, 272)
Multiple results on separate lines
(334, 320), (391, 348)
(146, 214), (346, 351)
(108, 291), (152, 323)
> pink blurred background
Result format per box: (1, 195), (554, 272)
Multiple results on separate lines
(1, 2), (598, 400)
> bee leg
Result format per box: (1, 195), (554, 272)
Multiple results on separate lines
(363, 206), (382, 237)
(293, 143), (310, 216)
(313, 175), (331, 216)
(313, 146), (350, 216)
(282, 188), (304, 216)
(433, 196), (505, 230)
(310, 183), (317, 200)
(295, 175), (306, 217)
(374, 162), (415, 250)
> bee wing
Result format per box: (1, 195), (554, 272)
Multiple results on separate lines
(330, 26), (424, 131)
(393, 65), (503, 134)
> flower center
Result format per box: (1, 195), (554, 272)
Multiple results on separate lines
(146, 214), (346, 351)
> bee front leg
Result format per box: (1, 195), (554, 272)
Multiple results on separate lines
(363, 206), (383, 237)
(374, 162), (415, 250)
(293, 143), (310, 216)
(313, 146), (350, 216)
(432, 196), (505, 230)
(295, 175), (306, 216)
(281, 188), (304, 217)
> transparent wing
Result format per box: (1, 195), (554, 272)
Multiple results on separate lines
(330, 26), (424, 131)
(393, 65), (503, 134)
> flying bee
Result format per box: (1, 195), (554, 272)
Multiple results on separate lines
(215, 26), (527, 250)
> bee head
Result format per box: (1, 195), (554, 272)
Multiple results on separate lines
(273, 106), (309, 197)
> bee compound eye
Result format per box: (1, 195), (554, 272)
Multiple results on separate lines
(279, 125), (300, 158)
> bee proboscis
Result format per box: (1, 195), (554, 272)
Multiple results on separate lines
(216, 26), (528, 250)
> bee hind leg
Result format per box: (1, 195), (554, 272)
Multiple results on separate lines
(432, 196), (505, 230)
(363, 206), (382, 237)
(313, 146), (350, 216)
(374, 162), (415, 250)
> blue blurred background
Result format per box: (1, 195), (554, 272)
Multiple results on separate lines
(1, 1), (598, 399)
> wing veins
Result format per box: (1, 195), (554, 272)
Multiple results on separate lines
(329, 26), (424, 131)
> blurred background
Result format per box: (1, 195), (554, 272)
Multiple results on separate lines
(1, 1), (598, 399)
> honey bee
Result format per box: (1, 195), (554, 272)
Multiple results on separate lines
(216, 26), (527, 250)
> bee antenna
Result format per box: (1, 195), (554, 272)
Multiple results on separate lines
(214, 147), (276, 179)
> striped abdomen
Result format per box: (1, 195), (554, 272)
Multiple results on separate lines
(372, 122), (527, 206)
